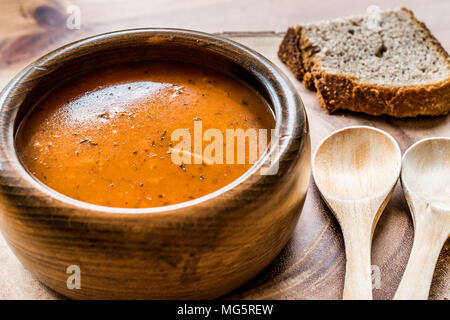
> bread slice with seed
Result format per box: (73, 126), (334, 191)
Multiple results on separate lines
(278, 7), (450, 117)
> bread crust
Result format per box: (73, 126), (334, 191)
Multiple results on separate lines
(313, 70), (450, 117)
(277, 27), (305, 82)
(278, 7), (450, 117)
(298, 27), (317, 90)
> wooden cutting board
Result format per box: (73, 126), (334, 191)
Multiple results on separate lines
(225, 33), (450, 300)
(0, 7), (448, 300)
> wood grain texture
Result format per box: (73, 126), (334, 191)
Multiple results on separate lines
(0, 0), (448, 300)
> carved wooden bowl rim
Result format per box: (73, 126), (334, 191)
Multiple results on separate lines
(0, 28), (308, 218)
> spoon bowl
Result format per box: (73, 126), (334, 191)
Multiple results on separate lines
(314, 127), (401, 201)
(313, 126), (402, 299)
(395, 137), (450, 300)
(401, 137), (450, 210)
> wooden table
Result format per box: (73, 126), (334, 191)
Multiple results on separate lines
(0, 0), (448, 299)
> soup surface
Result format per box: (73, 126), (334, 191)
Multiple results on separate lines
(16, 61), (274, 208)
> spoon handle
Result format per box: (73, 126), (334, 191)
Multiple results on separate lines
(342, 228), (373, 300)
(394, 218), (448, 300)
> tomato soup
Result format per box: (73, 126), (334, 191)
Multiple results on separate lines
(16, 61), (274, 208)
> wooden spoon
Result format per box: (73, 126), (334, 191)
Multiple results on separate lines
(394, 137), (450, 300)
(312, 126), (402, 300)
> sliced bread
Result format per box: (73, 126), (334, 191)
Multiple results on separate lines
(278, 7), (450, 117)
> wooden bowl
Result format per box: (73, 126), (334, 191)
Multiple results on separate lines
(0, 29), (310, 299)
